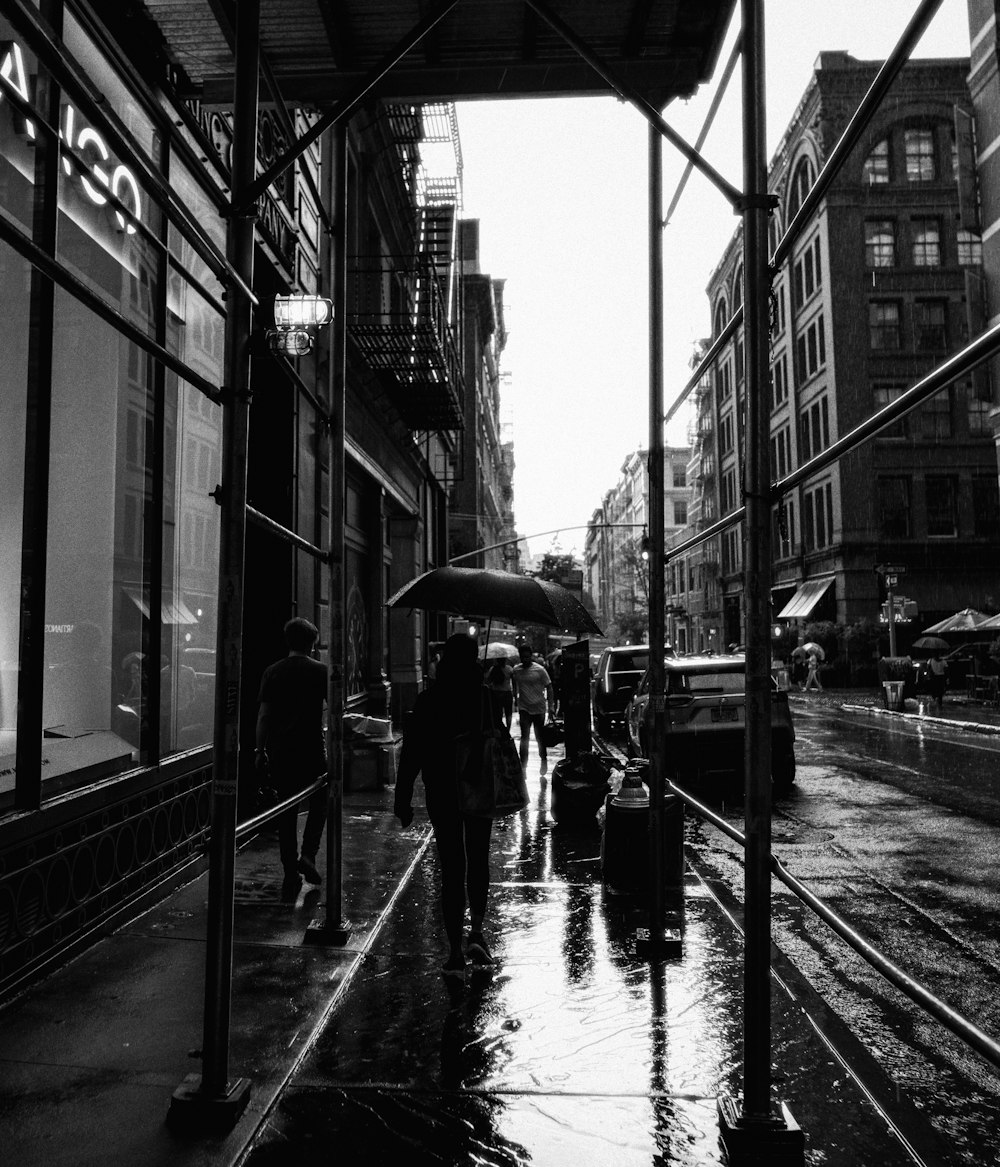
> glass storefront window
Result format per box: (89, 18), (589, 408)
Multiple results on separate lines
(0, 24), (40, 235)
(168, 157), (227, 293)
(45, 289), (153, 772)
(161, 378), (221, 755)
(0, 244), (30, 785)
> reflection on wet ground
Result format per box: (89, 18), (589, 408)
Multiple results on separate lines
(244, 746), (947, 1166)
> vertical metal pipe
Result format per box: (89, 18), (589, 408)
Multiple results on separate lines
(740, 0), (774, 1123)
(647, 120), (667, 944)
(200, 0), (259, 1099)
(323, 123), (348, 934)
(16, 0), (62, 811)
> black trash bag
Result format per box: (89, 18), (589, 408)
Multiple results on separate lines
(550, 752), (614, 826)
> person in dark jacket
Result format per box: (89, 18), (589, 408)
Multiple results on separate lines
(394, 632), (495, 979)
(255, 618), (328, 901)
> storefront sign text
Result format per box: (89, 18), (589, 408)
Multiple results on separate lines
(1, 39), (141, 234)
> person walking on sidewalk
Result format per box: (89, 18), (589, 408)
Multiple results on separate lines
(928, 651), (947, 711)
(394, 633), (496, 980)
(255, 617), (329, 902)
(804, 650), (823, 692)
(512, 644), (554, 775)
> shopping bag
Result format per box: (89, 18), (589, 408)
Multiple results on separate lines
(457, 728), (529, 819)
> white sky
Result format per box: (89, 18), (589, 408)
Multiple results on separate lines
(455, 0), (972, 562)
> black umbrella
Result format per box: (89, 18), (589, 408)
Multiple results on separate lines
(912, 635), (950, 653)
(387, 566), (603, 634)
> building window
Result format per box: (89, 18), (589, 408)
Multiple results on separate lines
(912, 219), (941, 266)
(869, 301), (901, 350)
(957, 229), (983, 266)
(926, 475), (958, 537)
(919, 389), (951, 439)
(967, 379), (992, 435)
(770, 352), (788, 411)
(714, 297), (729, 338)
(673, 500), (688, 526)
(863, 138), (890, 184)
(720, 412), (734, 454)
(914, 300), (947, 351)
(803, 481), (834, 551)
(723, 526), (742, 574)
(973, 476), (1000, 537)
(799, 395), (830, 462)
(721, 469), (738, 515)
(905, 129), (936, 181)
(795, 314), (826, 383)
(878, 476), (911, 538)
(672, 463), (686, 488)
(788, 156), (815, 218)
(873, 382), (909, 438)
(792, 236), (822, 309)
(717, 358), (732, 400)
(864, 220), (895, 267)
(770, 424), (791, 480)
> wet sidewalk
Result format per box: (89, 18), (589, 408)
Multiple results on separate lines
(789, 684), (1000, 734)
(0, 731), (979, 1166)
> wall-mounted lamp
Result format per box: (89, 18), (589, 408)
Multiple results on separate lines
(266, 293), (334, 356)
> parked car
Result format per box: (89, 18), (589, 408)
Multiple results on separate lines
(624, 653), (796, 791)
(591, 645), (649, 736)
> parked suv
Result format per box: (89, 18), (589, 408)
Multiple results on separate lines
(624, 653), (796, 791)
(591, 645), (649, 736)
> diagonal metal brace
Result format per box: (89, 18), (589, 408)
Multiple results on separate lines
(232, 0), (462, 214)
(522, 0), (743, 208)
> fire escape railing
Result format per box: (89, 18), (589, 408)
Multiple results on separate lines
(348, 252), (465, 431)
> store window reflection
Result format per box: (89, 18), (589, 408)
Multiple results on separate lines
(0, 244), (29, 771)
(45, 290), (153, 771)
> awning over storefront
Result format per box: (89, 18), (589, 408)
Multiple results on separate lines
(124, 588), (199, 625)
(776, 576), (835, 620)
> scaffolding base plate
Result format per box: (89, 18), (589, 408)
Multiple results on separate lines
(717, 1095), (805, 1165)
(167, 1073), (252, 1133)
(303, 917), (352, 946)
(633, 926), (683, 960)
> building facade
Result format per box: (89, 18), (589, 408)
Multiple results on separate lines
(448, 220), (516, 572)
(0, 3), (500, 994)
(683, 51), (997, 650)
(586, 446), (692, 640)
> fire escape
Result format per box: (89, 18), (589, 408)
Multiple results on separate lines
(349, 103), (465, 432)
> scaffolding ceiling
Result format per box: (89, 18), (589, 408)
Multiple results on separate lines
(141, 0), (736, 106)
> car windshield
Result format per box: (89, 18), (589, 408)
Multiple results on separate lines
(667, 671), (745, 696)
(610, 652), (647, 673)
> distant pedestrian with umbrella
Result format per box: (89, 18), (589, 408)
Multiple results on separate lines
(394, 633), (497, 979)
(913, 635), (951, 710)
(803, 643), (824, 692)
(927, 651), (947, 710)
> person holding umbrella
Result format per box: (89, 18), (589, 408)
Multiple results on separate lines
(804, 647), (823, 692)
(394, 633), (497, 979)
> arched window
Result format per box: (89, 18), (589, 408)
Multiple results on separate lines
(863, 138), (890, 185)
(787, 156), (815, 219)
(714, 297), (729, 338)
(768, 210), (783, 259)
(732, 266), (744, 310)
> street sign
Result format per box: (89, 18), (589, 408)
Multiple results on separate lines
(885, 574), (898, 589)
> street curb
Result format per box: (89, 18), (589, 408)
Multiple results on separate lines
(840, 702), (1000, 735)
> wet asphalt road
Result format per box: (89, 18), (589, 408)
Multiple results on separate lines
(681, 700), (1000, 1166)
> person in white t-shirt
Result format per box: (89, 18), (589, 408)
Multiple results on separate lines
(512, 644), (554, 775)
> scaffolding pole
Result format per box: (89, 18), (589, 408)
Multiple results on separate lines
(718, 0), (803, 1160)
(169, 0), (259, 1130)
